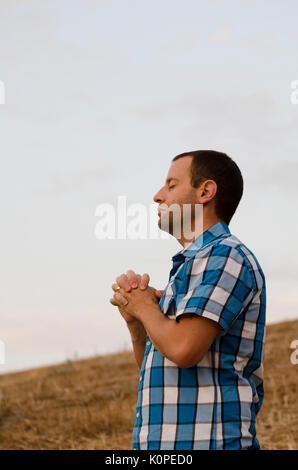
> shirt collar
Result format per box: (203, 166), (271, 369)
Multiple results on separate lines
(172, 221), (230, 262)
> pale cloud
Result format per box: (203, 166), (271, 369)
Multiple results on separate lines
(130, 90), (298, 166)
(131, 90), (276, 123)
(30, 166), (120, 196)
(210, 25), (233, 42)
(159, 32), (201, 55)
(247, 159), (298, 194)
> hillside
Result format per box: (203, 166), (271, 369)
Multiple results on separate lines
(0, 319), (297, 450)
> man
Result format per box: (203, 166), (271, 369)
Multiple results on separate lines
(110, 150), (266, 450)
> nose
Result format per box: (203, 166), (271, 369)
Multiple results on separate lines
(153, 187), (164, 204)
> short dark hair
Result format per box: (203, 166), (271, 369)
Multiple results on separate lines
(172, 150), (243, 225)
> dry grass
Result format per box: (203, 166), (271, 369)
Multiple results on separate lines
(0, 320), (297, 450)
(256, 319), (298, 450)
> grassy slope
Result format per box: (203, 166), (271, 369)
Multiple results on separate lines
(0, 319), (297, 450)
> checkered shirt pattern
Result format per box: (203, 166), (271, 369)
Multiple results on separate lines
(132, 221), (266, 450)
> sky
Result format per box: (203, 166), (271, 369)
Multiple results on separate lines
(0, 0), (298, 374)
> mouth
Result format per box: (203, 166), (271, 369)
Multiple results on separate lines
(158, 206), (166, 216)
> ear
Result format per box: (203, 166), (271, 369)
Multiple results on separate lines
(197, 179), (217, 204)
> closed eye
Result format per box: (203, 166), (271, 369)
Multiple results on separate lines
(169, 185), (176, 190)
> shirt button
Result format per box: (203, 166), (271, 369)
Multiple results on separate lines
(136, 412), (140, 418)
(146, 341), (151, 346)
(139, 376), (142, 381)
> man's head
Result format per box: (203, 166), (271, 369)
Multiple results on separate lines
(153, 150), (243, 242)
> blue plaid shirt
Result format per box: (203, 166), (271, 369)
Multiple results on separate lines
(132, 221), (266, 450)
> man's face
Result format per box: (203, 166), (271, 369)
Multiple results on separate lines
(153, 156), (202, 239)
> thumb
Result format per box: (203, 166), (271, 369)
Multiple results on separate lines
(154, 289), (165, 299)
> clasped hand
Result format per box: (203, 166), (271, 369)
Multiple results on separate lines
(110, 270), (164, 321)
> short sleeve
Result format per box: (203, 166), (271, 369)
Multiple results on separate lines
(175, 244), (255, 334)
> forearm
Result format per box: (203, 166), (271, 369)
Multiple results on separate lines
(137, 304), (182, 365)
(127, 321), (147, 370)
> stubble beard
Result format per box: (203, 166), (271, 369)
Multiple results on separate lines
(158, 200), (202, 242)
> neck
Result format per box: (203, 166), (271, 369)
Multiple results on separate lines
(178, 216), (223, 248)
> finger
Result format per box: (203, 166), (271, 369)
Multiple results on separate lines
(154, 289), (165, 299)
(126, 270), (138, 288)
(110, 289), (129, 306)
(113, 292), (128, 306)
(140, 273), (150, 290)
(112, 284), (129, 299)
(115, 274), (131, 292)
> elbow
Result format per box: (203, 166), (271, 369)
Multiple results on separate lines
(175, 358), (199, 369)
(174, 358), (193, 369)
(172, 346), (204, 369)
